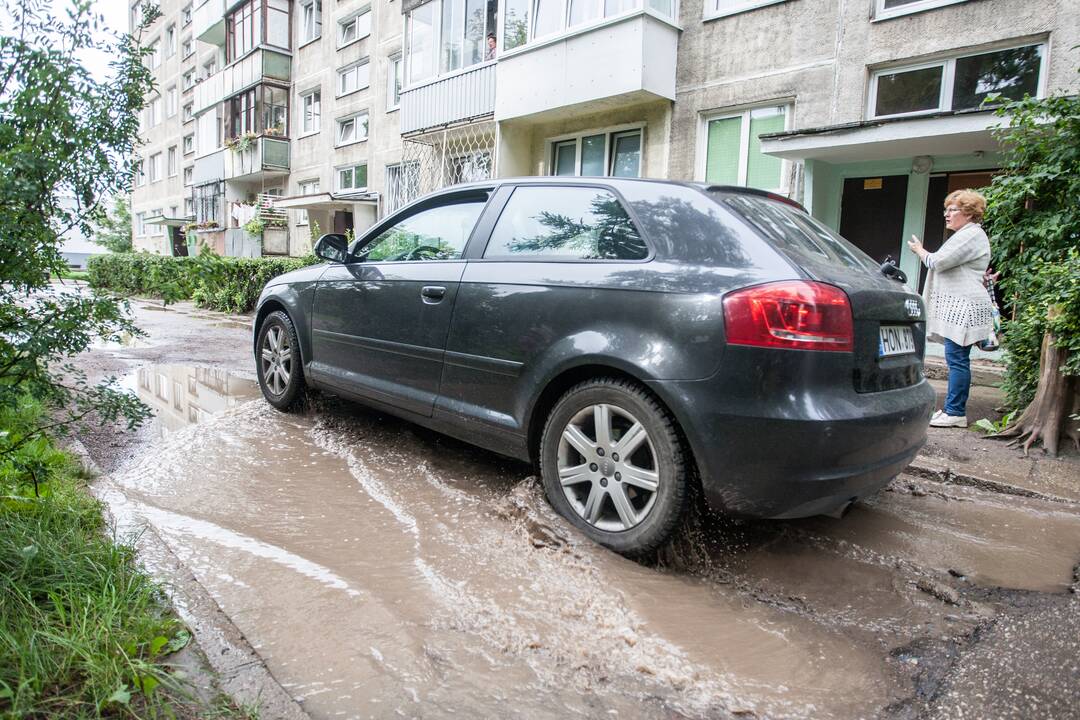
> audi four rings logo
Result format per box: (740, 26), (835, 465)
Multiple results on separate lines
(905, 299), (921, 318)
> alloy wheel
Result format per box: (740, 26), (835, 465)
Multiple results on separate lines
(260, 324), (292, 396)
(557, 403), (659, 532)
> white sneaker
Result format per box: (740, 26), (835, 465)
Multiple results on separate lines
(930, 411), (968, 428)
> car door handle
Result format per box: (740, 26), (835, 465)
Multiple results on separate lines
(420, 286), (446, 303)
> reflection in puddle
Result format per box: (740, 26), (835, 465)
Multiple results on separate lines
(126, 365), (259, 436)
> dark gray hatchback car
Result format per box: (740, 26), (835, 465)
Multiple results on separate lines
(253, 177), (935, 555)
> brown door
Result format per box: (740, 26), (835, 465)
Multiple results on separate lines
(838, 175), (909, 265)
(918, 170), (996, 291)
(333, 210), (354, 234)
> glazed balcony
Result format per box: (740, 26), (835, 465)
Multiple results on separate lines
(194, 48), (291, 115)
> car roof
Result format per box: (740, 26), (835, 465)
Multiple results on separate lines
(433, 176), (805, 211)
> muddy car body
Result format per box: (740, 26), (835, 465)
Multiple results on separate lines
(253, 178), (935, 554)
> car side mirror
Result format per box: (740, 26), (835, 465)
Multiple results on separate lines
(314, 233), (349, 263)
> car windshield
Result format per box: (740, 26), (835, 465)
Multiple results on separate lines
(717, 193), (880, 274)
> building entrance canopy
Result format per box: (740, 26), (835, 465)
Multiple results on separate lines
(759, 110), (1001, 164)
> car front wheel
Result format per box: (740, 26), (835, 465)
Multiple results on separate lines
(256, 310), (305, 411)
(539, 378), (689, 555)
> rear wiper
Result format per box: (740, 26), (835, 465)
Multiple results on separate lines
(879, 256), (907, 284)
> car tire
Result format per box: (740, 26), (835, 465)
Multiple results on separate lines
(256, 310), (306, 412)
(539, 378), (689, 556)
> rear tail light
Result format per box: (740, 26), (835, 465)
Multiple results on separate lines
(722, 281), (853, 352)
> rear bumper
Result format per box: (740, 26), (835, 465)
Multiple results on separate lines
(649, 346), (935, 519)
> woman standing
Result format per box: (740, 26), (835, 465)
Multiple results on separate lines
(907, 189), (995, 428)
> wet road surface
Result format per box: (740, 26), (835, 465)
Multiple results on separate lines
(75, 299), (1080, 719)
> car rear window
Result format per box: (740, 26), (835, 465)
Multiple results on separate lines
(484, 186), (648, 261)
(719, 193), (879, 273)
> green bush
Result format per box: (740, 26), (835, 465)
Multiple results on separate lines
(87, 252), (320, 313)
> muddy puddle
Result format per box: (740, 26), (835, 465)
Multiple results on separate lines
(96, 364), (1080, 720)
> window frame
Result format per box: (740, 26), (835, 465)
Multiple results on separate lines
(702, 0), (787, 21)
(872, 0), (967, 21)
(183, 133), (195, 155)
(299, 88), (321, 135)
(387, 53), (402, 111)
(337, 7), (372, 50)
(478, 182), (652, 263)
(336, 163), (369, 192)
(868, 41), (1047, 119)
(182, 36), (194, 58)
(182, 3), (192, 26)
(300, 0), (322, 45)
(335, 111), (370, 147)
(695, 102), (792, 193)
(167, 146), (178, 177)
(337, 59), (371, 97)
(545, 123), (645, 179)
(354, 194), (490, 263)
(148, 153), (162, 183)
(166, 85), (178, 117)
(165, 24), (177, 56)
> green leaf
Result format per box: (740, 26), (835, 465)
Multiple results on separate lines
(106, 686), (132, 706)
(139, 675), (160, 696)
(163, 629), (192, 655)
(973, 419), (998, 434)
(150, 635), (169, 656)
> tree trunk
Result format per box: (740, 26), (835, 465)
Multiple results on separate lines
(995, 329), (1076, 456)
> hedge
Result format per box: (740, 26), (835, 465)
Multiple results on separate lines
(87, 252), (320, 313)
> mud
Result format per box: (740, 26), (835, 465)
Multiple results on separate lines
(72, 297), (1080, 719)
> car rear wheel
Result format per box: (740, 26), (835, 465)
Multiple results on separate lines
(256, 310), (305, 411)
(539, 378), (688, 555)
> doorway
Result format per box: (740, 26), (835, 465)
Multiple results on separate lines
(333, 210), (354, 234)
(839, 175), (909, 265)
(918, 169), (997, 291)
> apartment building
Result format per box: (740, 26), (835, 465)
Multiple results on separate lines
(130, 0), (198, 255)
(131, 0), (1080, 265)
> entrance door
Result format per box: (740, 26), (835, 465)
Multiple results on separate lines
(333, 210), (354, 233)
(170, 226), (189, 256)
(838, 175), (909, 265)
(918, 170), (996, 291)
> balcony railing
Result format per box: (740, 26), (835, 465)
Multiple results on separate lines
(193, 49), (291, 115)
(224, 136), (290, 180)
(193, 0), (225, 45)
(400, 62), (496, 135)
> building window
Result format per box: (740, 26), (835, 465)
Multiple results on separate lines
(338, 60), (370, 96)
(182, 3), (192, 26)
(134, 158), (146, 187)
(183, 102), (194, 122)
(336, 112), (369, 146)
(150, 209), (164, 236)
(873, 0), (967, 20)
(168, 146), (178, 176)
(182, 36), (193, 58)
(387, 54), (402, 110)
(301, 89), (321, 133)
(148, 40), (161, 69)
(407, 0), (498, 85)
(870, 43), (1045, 118)
(227, 85), (290, 138)
(135, 212), (146, 236)
(165, 24), (176, 56)
(301, 0), (322, 43)
(226, 0), (291, 62)
(193, 182), (223, 225)
(702, 0), (786, 21)
(147, 96), (160, 126)
(203, 58), (217, 80)
(496, 0), (660, 55)
(296, 179), (320, 224)
(183, 133), (195, 154)
(484, 186), (647, 260)
(183, 69), (196, 90)
(338, 9), (371, 48)
(166, 85), (178, 117)
(337, 163), (368, 191)
(700, 105), (787, 192)
(549, 127), (642, 178)
(183, 166), (193, 186)
(149, 153), (162, 182)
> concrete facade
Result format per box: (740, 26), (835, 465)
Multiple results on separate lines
(130, 0), (1080, 267)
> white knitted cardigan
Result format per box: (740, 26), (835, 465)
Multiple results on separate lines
(921, 222), (994, 346)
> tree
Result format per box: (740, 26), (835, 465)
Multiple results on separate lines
(92, 194), (134, 253)
(983, 80), (1080, 455)
(0, 1), (158, 459)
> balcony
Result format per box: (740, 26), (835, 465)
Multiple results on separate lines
(400, 62), (497, 135)
(193, 0), (225, 45)
(192, 148), (225, 186)
(494, 12), (677, 122)
(224, 136), (289, 181)
(194, 49), (291, 115)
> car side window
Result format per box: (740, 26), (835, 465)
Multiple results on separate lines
(357, 199), (486, 262)
(483, 186), (647, 260)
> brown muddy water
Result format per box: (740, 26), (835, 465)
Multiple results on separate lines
(95, 365), (1080, 720)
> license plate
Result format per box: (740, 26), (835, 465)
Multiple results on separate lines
(879, 325), (916, 357)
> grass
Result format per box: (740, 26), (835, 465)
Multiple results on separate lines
(0, 396), (253, 718)
(53, 269), (89, 281)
